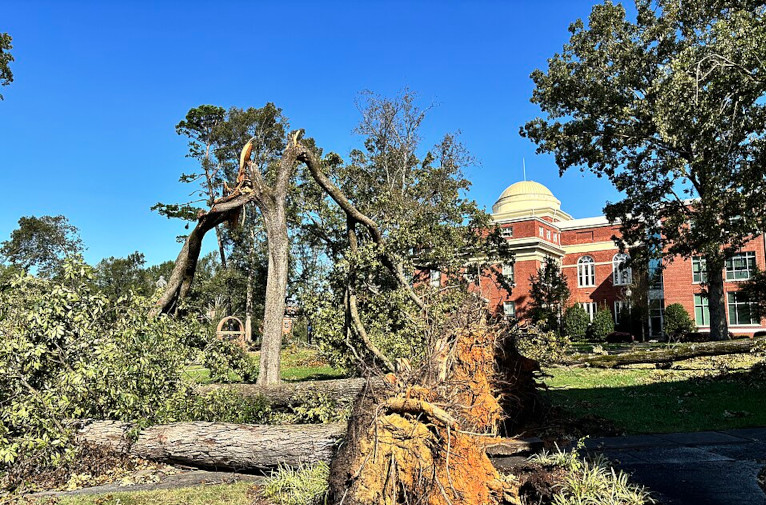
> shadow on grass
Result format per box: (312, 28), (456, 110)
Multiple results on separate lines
(544, 364), (766, 434)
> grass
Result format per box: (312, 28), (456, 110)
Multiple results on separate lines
(182, 345), (344, 385)
(27, 482), (256, 505)
(544, 353), (766, 433)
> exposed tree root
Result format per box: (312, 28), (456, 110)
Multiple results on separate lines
(328, 308), (535, 505)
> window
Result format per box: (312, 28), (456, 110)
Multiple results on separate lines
(502, 263), (514, 284)
(728, 292), (758, 325)
(429, 269), (441, 288)
(501, 227), (513, 238)
(694, 293), (709, 326)
(580, 302), (597, 322)
(546, 230), (551, 240)
(726, 252), (756, 280)
(577, 256), (595, 287)
(649, 299), (665, 336)
(553, 233), (558, 243)
(539, 227), (544, 237)
(503, 301), (516, 318)
(649, 258), (663, 289)
(612, 253), (632, 286)
(614, 300), (631, 324)
(692, 256), (707, 284)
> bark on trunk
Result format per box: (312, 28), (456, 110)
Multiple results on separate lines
(152, 195), (250, 316)
(257, 204), (289, 386)
(132, 422), (344, 471)
(197, 377), (387, 410)
(246, 259), (254, 344)
(707, 257), (729, 341)
(77, 420), (345, 471)
(564, 337), (764, 368)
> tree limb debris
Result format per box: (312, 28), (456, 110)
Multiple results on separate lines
(564, 337), (766, 368)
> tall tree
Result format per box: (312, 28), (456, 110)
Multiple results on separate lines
(1, 215), (83, 278)
(153, 105), (228, 268)
(213, 105), (288, 346)
(94, 251), (151, 300)
(523, 0), (766, 340)
(300, 90), (512, 370)
(0, 32), (13, 100)
(527, 257), (570, 332)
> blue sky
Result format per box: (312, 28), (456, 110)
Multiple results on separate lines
(1, 0), (623, 266)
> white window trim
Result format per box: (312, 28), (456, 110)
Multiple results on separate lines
(578, 256), (596, 288)
(691, 256), (707, 285)
(580, 302), (597, 322)
(725, 252), (756, 282)
(612, 253), (632, 286)
(614, 300), (631, 324)
(727, 291), (759, 325)
(429, 269), (441, 288)
(503, 301), (516, 318)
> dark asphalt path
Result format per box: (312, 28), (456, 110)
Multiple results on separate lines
(585, 428), (766, 505)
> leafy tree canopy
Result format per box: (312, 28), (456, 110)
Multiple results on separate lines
(0, 32), (13, 100)
(523, 0), (766, 339)
(0, 215), (84, 278)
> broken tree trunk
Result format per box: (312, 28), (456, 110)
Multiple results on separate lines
(564, 337), (765, 368)
(197, 376), (386, 410)
(77, 420), (346, 472)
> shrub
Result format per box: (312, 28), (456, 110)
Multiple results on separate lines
(563, 305), (590, 340)
(663, 303), (695, 340)
(0, 260), (247, 472)
(590, 308), (615, 342)
(515, 326), (571, 364)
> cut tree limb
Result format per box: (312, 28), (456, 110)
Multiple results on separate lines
(564, 337), (766, 368)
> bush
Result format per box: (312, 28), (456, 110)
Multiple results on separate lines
(590, 308), (615, 342)
(0, 260), (248, 472)
(663, 303), (695, 340)
(515, 326), (571, 364)
(563, 305), (590, 340)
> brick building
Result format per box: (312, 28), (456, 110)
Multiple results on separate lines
(436, 180), (766, 338)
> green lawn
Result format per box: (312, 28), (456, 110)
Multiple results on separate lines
(544, 353), (766, 433)
(182, 346), (344, 384)
(30, 482), (257, 505)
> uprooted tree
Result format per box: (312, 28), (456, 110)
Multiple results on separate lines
(152, 93), (541, 503)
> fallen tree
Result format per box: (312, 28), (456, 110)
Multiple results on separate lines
(564, 337), (766, 368)
(196, 377), (386, 410)
(77, 420), (346, 472)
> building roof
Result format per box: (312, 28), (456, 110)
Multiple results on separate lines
(491, 180), (573, 222)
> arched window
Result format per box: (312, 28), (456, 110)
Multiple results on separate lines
(578, 256), (595, 287)
(612, 253), (631, 286)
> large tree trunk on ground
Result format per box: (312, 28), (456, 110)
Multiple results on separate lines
(257, 204), (289, 385)
(77, 420), (346, 472)
(133, 422), (344, 471)
(707, 257), (729, 341)
(197, 377), (386, 410)
(564, 337), (764, 368)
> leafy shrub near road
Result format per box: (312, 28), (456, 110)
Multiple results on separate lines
(0, 260), (245, 472)
(663, 303), (695, 340)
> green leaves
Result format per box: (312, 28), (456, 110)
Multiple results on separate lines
(0, 259), (208, 469)
(0, 32), (13, 100)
